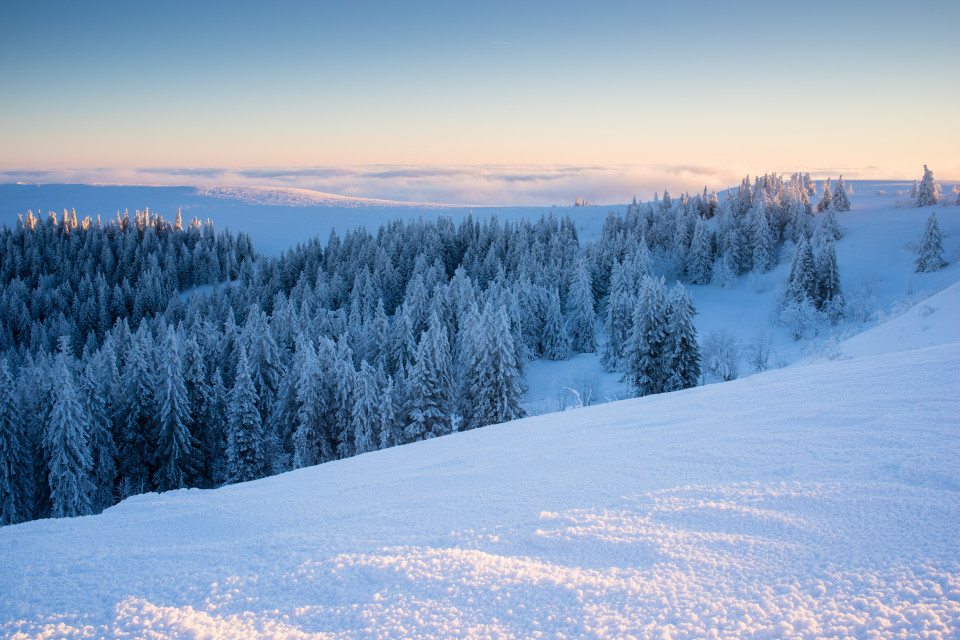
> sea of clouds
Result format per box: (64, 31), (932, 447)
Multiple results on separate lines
(0, 164), (914, 206)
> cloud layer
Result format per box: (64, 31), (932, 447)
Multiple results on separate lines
(0, 164), (922, 206)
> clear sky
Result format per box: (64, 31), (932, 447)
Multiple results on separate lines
(1, 0), (957, 200)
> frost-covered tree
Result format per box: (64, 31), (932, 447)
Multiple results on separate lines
(404, 312), (453, 441)
(785, 235), (817, 304)
(663, 284), (701, 392)
(120, 326), (156, 494)
(351, 361), (380, 455)
(379, 375), (401, 450)
(0, 358), (31, 525)
(81, 357), (117, 512)
(916, 165), (941, 207)
(815, 236), (843, 321)
(916, 212), (947, 272)
(831, 175), (851, 212)
(461, 305), (525, 430)
(815, 208), (842, 244)
(293, 336), (326, 468)
(45, 340), (94, 518)
(227, 348), (264, 483)
(624, 276), (667, 397)
(540, 288), (570, 361)
(153, 328), (198, 492)
(566, 259), (596, 353)
(602, 260), (634, 371)
(686, 217), (713, 285)
(816, 178), (832, 213)
(750, 207), (776, 273)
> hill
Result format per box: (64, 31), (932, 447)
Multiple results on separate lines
(1, 289), (957, 638)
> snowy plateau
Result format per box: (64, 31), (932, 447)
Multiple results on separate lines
(0, 180), (959, 639)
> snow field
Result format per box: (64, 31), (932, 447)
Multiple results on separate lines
(2, 337), (958, 638)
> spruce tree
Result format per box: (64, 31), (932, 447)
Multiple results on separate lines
(0, 358), (31, 525)
(351, 361), (380, 455)
(602, 260), (634, 371)
(462, 306), (525, 430)
(751, 207), (776, 273)
(831, 175), (851, 212)
(916, 165), (941, 207)
(45, 341), (94, 518)
(81, 357), (117, 512)
(786, 235), (817, 304)
(293, 337), (324, 468)
(624, 276), (668, 397)
(566, 260), (597, 353)
(686, 217), (714, 285)
(815, 236), (844, 320)
(379, 375), (401, 450)
(541, 288), (570, 361)
(816, 178), (832, 213)
(663, 284), (701, 392)
(227, 348), (264, 483)
(916, 212), (947, 272)
(404, 312), (453, 441)
(153, 328), (198, 492)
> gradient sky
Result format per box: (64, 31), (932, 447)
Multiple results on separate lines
(1, 0), (958, 190)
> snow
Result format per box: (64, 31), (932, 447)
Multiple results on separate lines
(1, 178), (960, 638)
(3, 310), (959, 637)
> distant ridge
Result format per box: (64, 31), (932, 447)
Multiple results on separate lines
(195, 185), (479, 209)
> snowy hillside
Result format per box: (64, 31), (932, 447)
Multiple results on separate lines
(2, 288), (958, 638)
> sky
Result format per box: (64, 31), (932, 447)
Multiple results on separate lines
(1, 0), (958, 203)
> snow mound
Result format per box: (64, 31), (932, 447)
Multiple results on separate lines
(194, 185), (467, 209)
(840, 281), (960, 359)
(2, 342), (959, 639)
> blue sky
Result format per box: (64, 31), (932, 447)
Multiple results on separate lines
(1, 0), (957, 200)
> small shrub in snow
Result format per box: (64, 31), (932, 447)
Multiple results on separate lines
(846, 275), (879, 323)
(746, 329), (781, 373)
(701, 329), (742, 382)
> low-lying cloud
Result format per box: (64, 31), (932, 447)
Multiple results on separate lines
(0, 164), (916, 206)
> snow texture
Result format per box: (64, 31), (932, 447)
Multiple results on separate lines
(2, 309), (958, 638)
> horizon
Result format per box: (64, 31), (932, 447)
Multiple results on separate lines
(1, 164), (954, 207)
(2, 1), (958, 190)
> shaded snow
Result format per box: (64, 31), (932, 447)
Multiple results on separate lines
(2, 340), (958, 638)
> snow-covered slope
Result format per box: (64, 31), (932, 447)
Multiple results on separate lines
(194, 185), (468, 209)
(2, 327), (958, 638)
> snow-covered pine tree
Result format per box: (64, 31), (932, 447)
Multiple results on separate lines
(120, 325), (156, 495)
(815, 236), (843, 321)
(916, 165), (941, 207)
(227, 347), (264, 483)
(351, 361), (380, 455)
(915, 211), (947, 272)
(293, 336), (325, 468)
(662, 283), (701, 392)
(45, 339), (94, 518)
(750, 207), (776, 273)
(787, 198), (813, 243)
(624, 276), (668, 397)
(404, 312), (454, 441)
(785, 235), (817, 304)
(541, 287), (571, 360)
(462, 305), (525, 430)
(816, 208), (842, 245)
(0, 357), (31, 525)
(831, 175), (851, 212)
(686, 217), (713, 285)
(81, 356), (117, 512)
(379, 374), (401, 450)
(816, 178), (832, 213)
(602, 260), (634, 371)
(566, 259), (597, 353)
(153, 327), (198, 492)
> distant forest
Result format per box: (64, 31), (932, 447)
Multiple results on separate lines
(1, 172), (856, 525)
